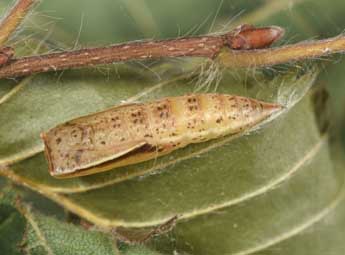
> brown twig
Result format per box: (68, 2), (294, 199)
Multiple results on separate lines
(0, 0), (37, 45)
(218, 34), (345, 67)
(0, 25), (284, 79)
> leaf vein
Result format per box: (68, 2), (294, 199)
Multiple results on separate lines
(234, 175), (345, 255)
(0, 76), (33, 105)
(21, 206), (55, 255)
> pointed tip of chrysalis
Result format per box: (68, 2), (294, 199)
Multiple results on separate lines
(261, 101), (284, 115)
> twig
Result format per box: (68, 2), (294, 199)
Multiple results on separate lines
(218, 34), (345, 67)
(0, 25), (284, 79)
(0, 0), (37, 45)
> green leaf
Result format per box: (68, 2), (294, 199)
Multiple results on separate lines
(318, 58), (345, 146)
(0, 189), (26, 255)
(20, 205), (118, 255)
(254, 192), (345, 255)
(0, 79), (16, 99)
(152, 139), (341, 254)
(251, 146), (345, 255)
(120, 245), (165, 255)
(0, 205), (25, 255)
(0, 186), (119, 255)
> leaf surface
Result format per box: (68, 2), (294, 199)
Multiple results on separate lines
(21, 206), (118, 255)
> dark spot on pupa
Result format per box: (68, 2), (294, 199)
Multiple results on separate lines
(101, 141), (106, 145)
(75, 150), (83, 164)
(56, 137), (62, 144)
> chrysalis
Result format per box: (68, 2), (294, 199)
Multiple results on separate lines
(41, 93), (282, 178)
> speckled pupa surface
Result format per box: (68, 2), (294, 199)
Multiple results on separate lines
(41, 93), (282, 178)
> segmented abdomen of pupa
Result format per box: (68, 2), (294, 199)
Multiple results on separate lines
(142, 93), (281, 149)
(41, 93), (281, 177)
